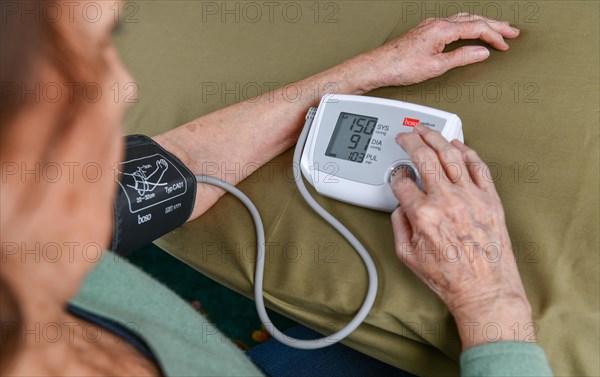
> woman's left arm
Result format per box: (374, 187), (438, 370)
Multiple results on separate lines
(153, 13), (520, 220)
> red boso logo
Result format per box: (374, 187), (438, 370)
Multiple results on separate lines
(403, 118), (420, 127)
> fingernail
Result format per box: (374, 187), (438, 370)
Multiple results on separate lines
(474, 47), (490, 59)
(510, 26), (520, 33)
(414, 123), (427, 133)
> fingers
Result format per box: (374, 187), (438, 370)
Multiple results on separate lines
(449, 13), (520, 39)
(429, 13), (519, 75)
(442, 45), (490, 69)
(390, 166), (424, 216)
(452, 20), (511, 50)
(396, 126), (487, 191)
(437, 13), (519, 51)
(414, 124), (470, 185)
(396, 131), (449, 192)
(451, 139), (496, 191)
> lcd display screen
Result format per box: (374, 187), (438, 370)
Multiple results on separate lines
(325, 112), (377, 163)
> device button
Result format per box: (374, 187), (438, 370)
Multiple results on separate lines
(389, 164), (417, 183)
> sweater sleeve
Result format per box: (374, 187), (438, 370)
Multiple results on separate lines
(461, 342), (553, 377)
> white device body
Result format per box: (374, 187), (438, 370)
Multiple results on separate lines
(301, 94), (464, 212)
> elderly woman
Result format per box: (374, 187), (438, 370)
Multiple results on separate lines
(1, 1), (552, 376)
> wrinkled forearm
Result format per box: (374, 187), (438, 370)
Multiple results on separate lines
(153, 54), (378, 220)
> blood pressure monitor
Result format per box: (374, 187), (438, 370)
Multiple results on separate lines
(301, 94), (464, 212)
(116, 94), (466, 349)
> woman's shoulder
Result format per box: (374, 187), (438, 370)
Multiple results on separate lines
(70, 251), (263, 377)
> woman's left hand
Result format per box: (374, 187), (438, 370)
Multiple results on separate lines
(360, 13), (520, 88)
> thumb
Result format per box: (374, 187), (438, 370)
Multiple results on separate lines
(442, 46), (490, 70)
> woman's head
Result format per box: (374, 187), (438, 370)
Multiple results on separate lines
(1, 0), (131, 318)
(1, 0), (132, 137)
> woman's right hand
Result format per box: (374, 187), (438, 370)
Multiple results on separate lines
(390, 124), (535, 350)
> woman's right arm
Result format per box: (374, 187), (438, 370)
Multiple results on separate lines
(154, 13), (520, 222)
(389, 124), (553, 376)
